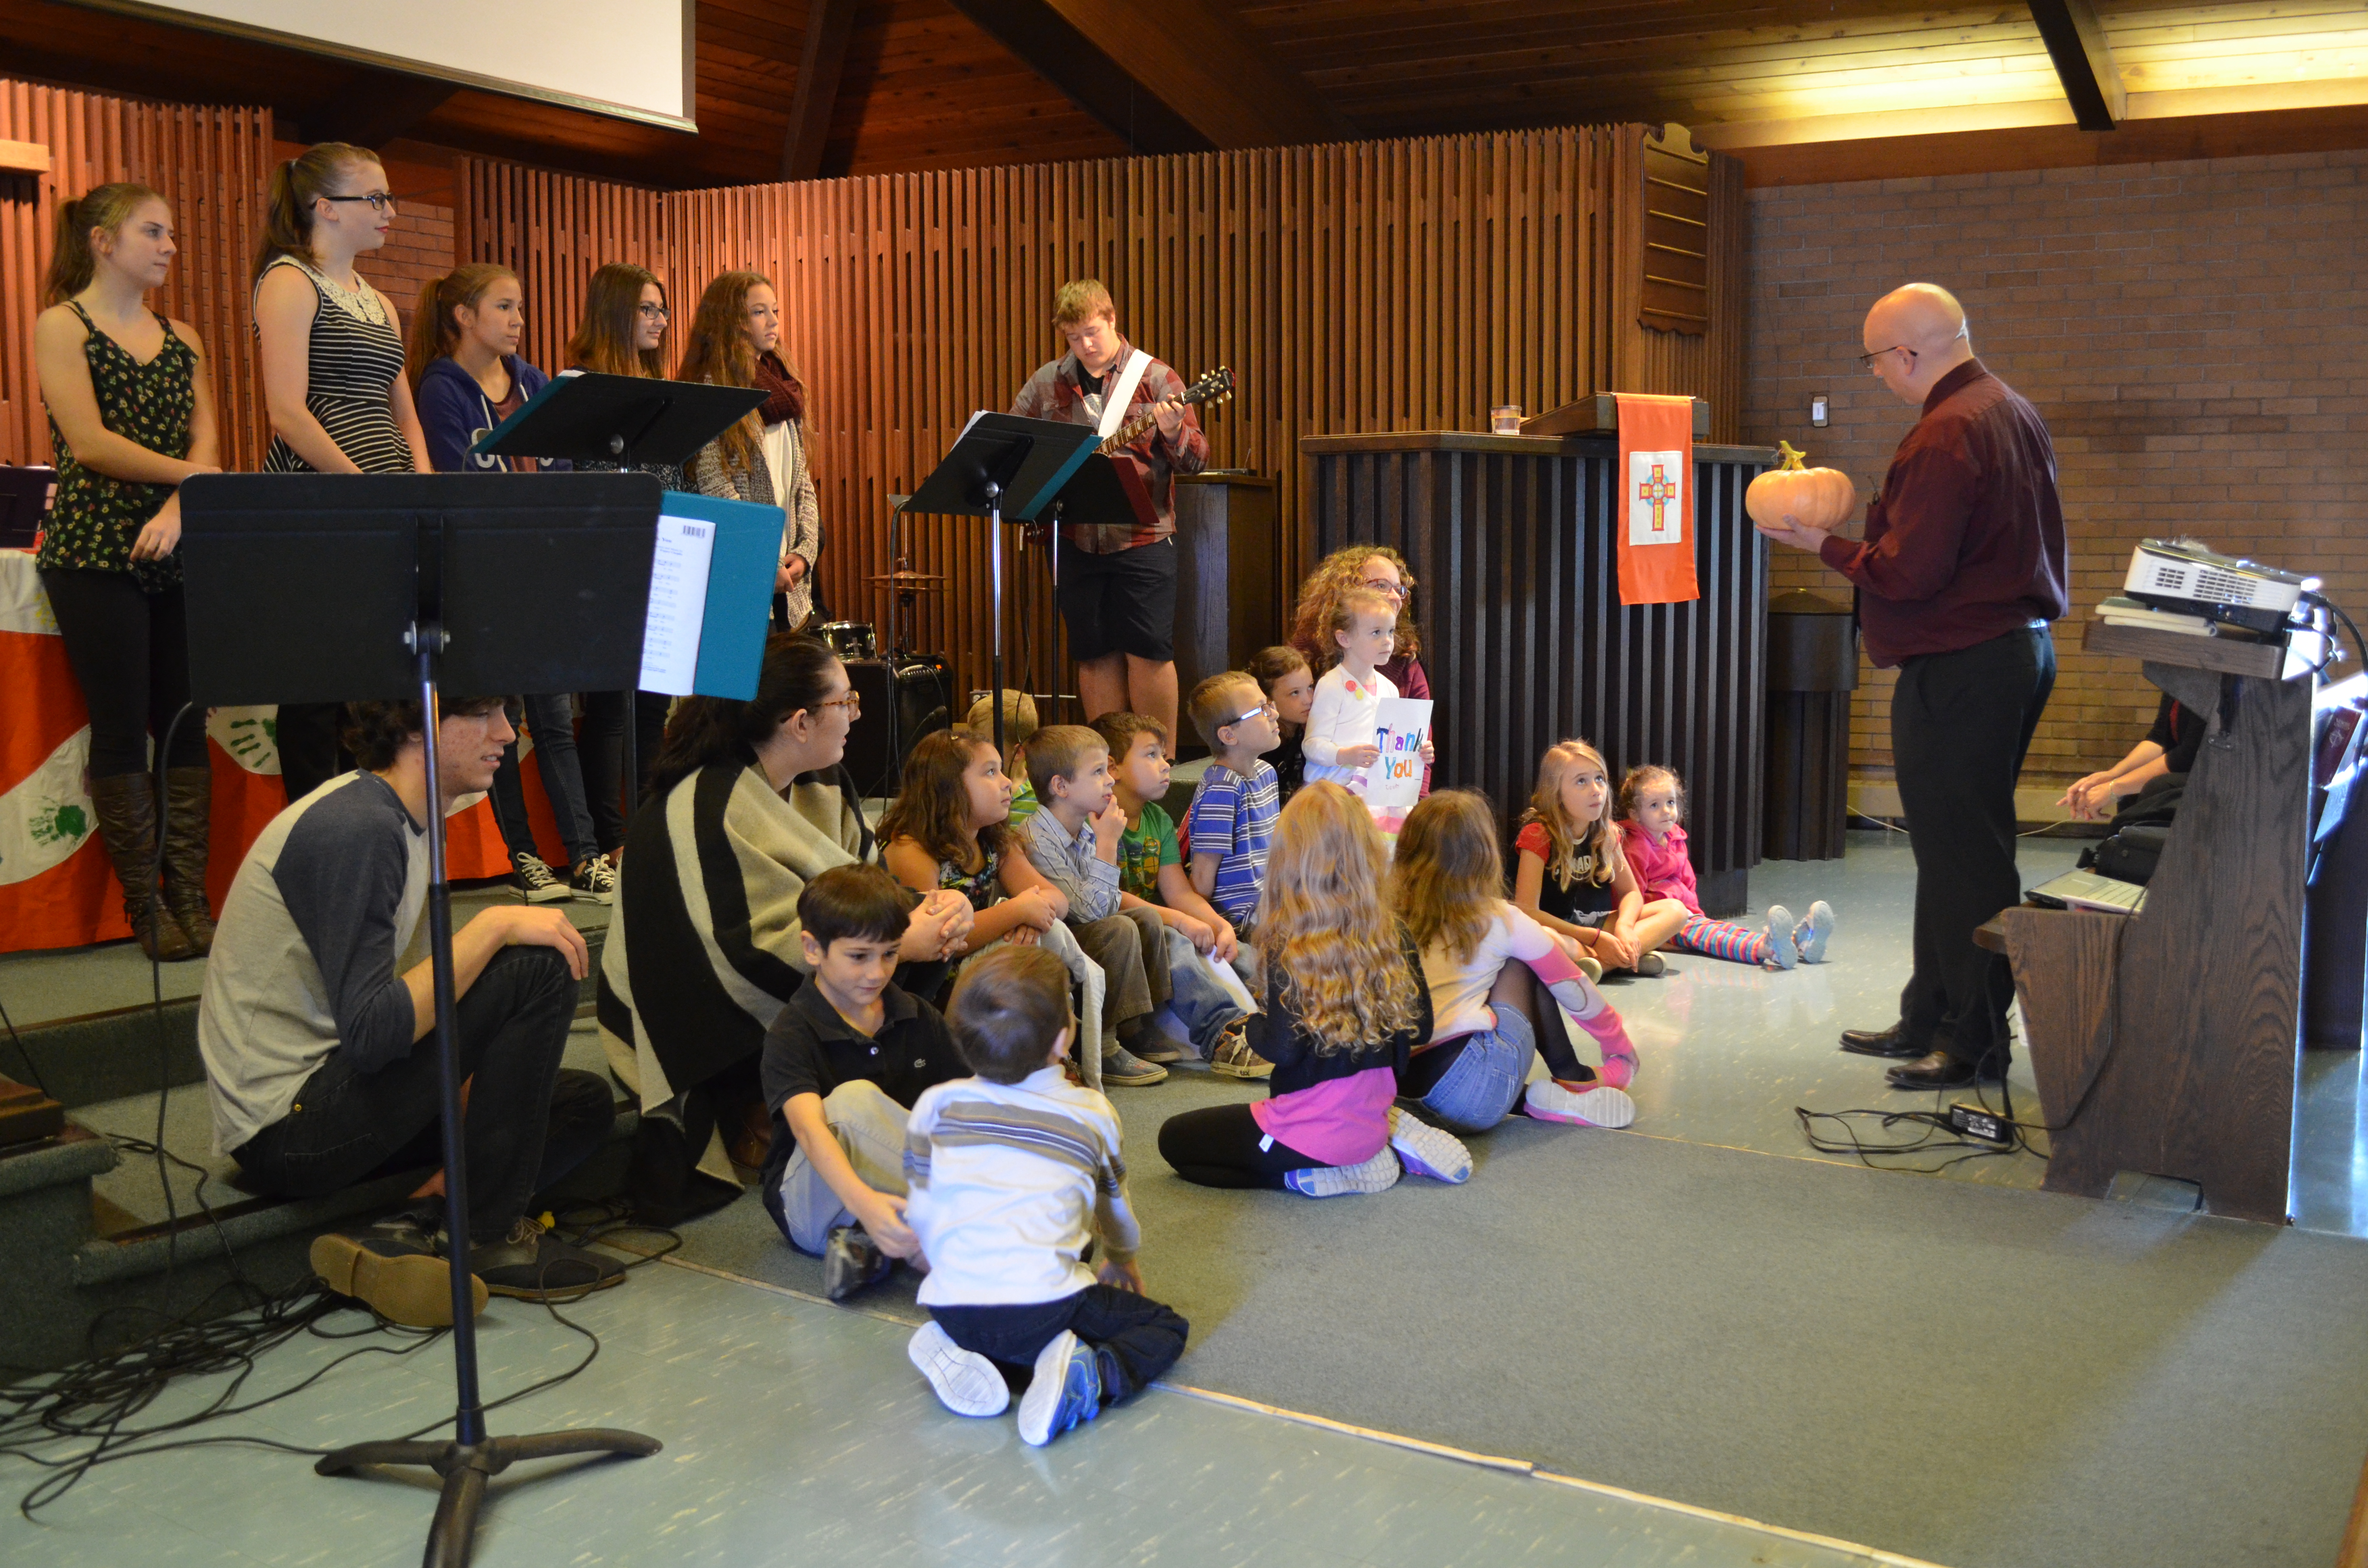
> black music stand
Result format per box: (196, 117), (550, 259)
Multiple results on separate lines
(902, 414), (1098, 755)
(474, 371), (770, 818)
(180, 472), (667, 1568)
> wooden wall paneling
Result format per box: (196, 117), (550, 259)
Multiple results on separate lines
(458, 125), (1743, 705)
(0, 78), (271, 471)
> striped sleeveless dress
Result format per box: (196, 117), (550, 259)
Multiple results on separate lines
(257, 256), (410, 475)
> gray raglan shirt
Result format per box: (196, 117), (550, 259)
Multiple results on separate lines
(197, 771), (428, 1155)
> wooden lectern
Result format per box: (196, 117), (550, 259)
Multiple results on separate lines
(1995, 621), (2309, 1224)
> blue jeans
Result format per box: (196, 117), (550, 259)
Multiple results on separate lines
(1161, 928), (1250, 1054)
(1406, 1007), (1536, 1134)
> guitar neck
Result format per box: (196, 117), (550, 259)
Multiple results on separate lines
(1100, 407), (1165, 455)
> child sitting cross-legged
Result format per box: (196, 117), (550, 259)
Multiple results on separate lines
(758, 864), (971, 1301)
(903, 944), (1191, 1446)
(1513, 738), (1664, 980)
(1616, 764), (1834, 971)
(1016, 724), (1193, 1087)
(1092, 712), (1268, 1080)
(880, 730), (1070, 959)
(1389, 791), (1642, 1128)
(1158, 783), (1472, 1197)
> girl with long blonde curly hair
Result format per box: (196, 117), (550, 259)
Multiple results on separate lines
(1387, 791), (1643, 1135)
(1156, 784), (1473, 1196)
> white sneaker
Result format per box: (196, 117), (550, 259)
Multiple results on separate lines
(1764, 906), (1799, 969)
(1795, 900), (1835, 963)
(512, 853), (572, 904)
(1283, 1144), (1401, 1198)
(1386, 1107), (1472, 1184)
(908, 1321), (1008, 1417)
(1521, 1081), (1637, 1128)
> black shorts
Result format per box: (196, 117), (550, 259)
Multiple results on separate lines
(1057, 535), (1177, 664)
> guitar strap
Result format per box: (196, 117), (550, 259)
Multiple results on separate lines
(1095, 346), (1156, 439)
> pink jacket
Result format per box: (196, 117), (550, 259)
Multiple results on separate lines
(1618, 820), (1700, 915)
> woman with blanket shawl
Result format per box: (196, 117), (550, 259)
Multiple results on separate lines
(597, 636), (974, 1221)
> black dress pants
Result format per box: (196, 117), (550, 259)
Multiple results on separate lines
(232, 945), (609, 1242)
(1890, 624), (2056, 1068)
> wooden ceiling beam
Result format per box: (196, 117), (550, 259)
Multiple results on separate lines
(2026, 0), (2125, 130)
(296, 75), (461, 152)
(946, 0), (1350, 152)
(781, 0), (859, 180)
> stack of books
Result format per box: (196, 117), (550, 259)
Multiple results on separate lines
(2095, 595), (2212, 636)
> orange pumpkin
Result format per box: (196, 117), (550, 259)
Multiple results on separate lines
(1746, 441), (1856, 532)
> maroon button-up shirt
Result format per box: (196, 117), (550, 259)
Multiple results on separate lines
(1818, 358), (2068, 667)
(1010, 342), (1208, 554)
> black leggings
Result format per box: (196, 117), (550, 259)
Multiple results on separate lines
(1157, 1102), (1327, 1190)
(38, 568), (203, 778)
(580, 690), (670, 852)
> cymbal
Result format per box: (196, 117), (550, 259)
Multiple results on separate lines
(868, 569), (950, 590)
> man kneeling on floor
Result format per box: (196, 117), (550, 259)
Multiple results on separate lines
(759, 863), (970, 1299)
(197, 698), (626, 1325)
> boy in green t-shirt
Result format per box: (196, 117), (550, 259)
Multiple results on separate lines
(1090, 714), (1268, 1078)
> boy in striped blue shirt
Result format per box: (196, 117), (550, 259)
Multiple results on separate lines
(1184, 672), (1283, 933)
(901, 945), (1189, 1446)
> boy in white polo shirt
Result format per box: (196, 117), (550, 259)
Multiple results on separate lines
(901, 945), (1189, 1446)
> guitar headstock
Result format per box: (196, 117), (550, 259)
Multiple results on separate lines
(1183, 366), (1235, 408)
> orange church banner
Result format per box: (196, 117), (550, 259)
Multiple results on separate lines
(1613, 393), (1701, 606)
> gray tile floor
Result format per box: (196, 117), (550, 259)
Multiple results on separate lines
(0, 1257), (1908, 1568)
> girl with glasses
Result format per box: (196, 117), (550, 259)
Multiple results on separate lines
(253, 140), (431, 805)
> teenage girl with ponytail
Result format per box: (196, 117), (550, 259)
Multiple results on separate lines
(675, 269), (823, 631)
(33, 184), (222, 959)
(566, 262), (681, 853)
(407, 265), (613, 906)
(252, 141), (430, 804)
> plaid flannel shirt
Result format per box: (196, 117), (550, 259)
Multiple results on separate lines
(1010, 343), (1208, 553)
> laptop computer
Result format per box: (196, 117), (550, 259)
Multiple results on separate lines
(2026, 867), (2148, 915)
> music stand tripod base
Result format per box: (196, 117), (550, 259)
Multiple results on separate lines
(315, 1429), (664, 1568)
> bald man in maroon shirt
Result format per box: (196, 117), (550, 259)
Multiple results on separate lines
(1757, 283), (2067, 1090)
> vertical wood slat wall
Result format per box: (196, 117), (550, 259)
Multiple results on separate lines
(0, 79), (272, 470)
(460, 125), (1745, 700)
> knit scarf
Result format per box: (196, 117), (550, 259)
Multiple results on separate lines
(754, 350), (804, 427)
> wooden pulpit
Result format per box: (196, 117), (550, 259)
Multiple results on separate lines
(1998, 621), (2309, 1224)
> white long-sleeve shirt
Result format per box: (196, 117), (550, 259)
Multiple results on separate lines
(1302, 663), (1397, 791)
(904, 1066), (1142, 1307)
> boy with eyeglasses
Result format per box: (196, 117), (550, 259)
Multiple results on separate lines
(1182, 673), (1284, 939)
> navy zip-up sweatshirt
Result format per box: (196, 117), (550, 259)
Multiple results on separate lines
(415, 354), (571, 474)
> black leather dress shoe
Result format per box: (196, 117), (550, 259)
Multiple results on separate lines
(1885, 1050), (2004, 1090)
(1839, 1023), (1923, 1059)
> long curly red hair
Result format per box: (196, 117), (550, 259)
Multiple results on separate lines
(1288, 544), (1423, 673)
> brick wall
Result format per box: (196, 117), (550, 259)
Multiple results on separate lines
(1744, 150), (2368, 784)
(355, 201), (455, 350)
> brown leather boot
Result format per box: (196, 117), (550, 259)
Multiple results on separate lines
(87, 773), (195, 962)
(162, 765), (215, 955)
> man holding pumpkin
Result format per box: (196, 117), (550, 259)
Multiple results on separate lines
(1754, 282), (2067, 1092)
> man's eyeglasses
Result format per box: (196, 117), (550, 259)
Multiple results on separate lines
(636, 302), (671, 320)
(1359, 578), (1409, 601)
(1221, 699), (1277, 730)
(1856, 344), (1916, 367)
(321, 192), (397, 214)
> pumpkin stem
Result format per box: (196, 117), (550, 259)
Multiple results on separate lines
(1776, 440), (1806, 471)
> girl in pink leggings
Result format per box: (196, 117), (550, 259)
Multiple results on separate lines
(1616, 764), (1834, 971)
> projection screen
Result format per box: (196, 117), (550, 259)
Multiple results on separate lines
(72, 0), (696, 129)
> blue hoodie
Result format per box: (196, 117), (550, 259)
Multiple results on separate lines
(415, 355), (570, 474)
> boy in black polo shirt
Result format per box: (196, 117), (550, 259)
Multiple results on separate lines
(760, 864), (968, 1300)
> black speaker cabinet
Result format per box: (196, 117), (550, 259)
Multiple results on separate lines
(843, 655), (953, 796)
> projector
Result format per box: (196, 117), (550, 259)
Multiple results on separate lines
(2125, 540), (2309, 633)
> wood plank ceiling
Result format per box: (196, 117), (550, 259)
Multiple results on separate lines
(2, 0), (2365, 188)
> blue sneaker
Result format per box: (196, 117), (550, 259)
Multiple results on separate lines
(1282, 1145), (1401, 1198)
(1017, 1330), (1102, 1446)
(1795, 900), (1836, 964)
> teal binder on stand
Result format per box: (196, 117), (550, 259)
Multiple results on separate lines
(638, 489), (783, 701)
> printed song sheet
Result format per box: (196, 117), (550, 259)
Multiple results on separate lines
(637, 511), (715, 695)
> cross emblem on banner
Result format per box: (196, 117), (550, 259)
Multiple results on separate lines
(1637, 463), (1677, 536)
